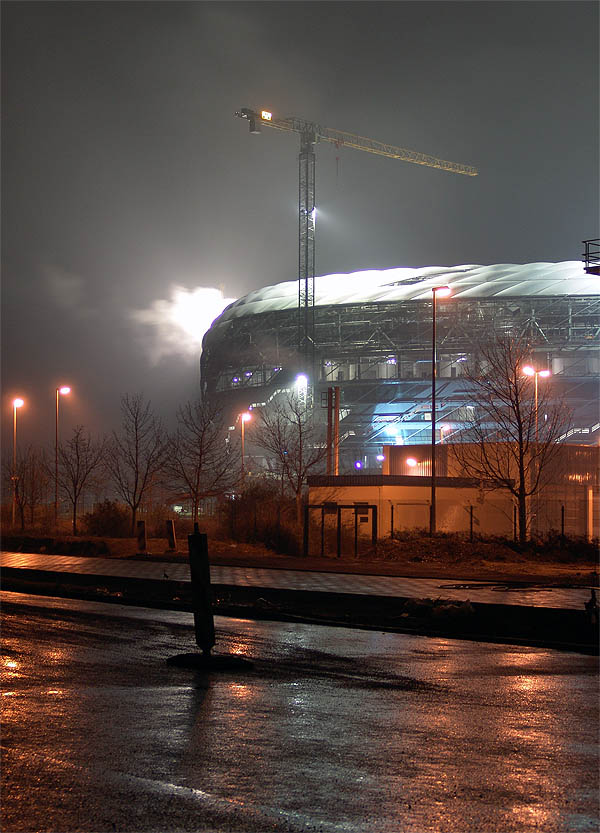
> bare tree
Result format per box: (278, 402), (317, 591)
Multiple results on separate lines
(252, 391), (327, 524)
(450, 334), (571, 543)
(164, 399), (237, 523)
(106, 393), (166, 534)
(57, 427), (106, 535)
(3, 446), (51, 531)
(2, 454), (25, 531)
(22, 446), (51, 527)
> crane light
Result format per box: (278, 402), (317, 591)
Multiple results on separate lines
(261, 110), (272, 121)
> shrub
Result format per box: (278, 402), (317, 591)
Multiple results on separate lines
(82, 500), (130, 538)
(218, 483), (301, 555)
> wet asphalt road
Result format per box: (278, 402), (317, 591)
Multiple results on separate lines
(2, 592), (598, 833)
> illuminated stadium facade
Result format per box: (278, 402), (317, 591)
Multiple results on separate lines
(201, 262), (600, 470)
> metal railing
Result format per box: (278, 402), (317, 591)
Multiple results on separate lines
(582, 239), (600, 273)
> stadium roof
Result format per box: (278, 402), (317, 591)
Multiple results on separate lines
(214, 262), (599, 324)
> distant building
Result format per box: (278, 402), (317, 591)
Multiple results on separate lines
(201, 261), (600, 469)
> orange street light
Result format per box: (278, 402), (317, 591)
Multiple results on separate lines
(522, 366), (551, 441)
(12, 398), (24, 526)
(55, 386), (72, 526)
(430, 286), (451, 534)
(240, 411), (252, 482)
(433, 286), (452, 299)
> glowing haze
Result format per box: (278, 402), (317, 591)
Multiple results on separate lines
(131, 285), (236, 364)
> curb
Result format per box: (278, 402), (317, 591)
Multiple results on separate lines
(2, 566), (598, 654)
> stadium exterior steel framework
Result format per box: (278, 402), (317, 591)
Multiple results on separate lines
(201, 261), (600, 471)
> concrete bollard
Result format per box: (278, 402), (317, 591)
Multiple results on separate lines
(136, 520), (147, 554)
(188, 524), (215, 655)
(165, 519), (177, 552)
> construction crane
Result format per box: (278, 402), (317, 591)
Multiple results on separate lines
(235, 106), (478, 375)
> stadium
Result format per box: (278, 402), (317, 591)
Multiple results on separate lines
(201, 261), (600, 471)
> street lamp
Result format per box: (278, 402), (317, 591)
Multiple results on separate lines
(55, 386), (71, 526)
(522, 366), (551, 441)
(430, 286), (451, 534)
(12, 398), (24, 526)
(240, 411), (252, 483)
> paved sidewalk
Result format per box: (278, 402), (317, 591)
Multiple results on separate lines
(1, 551), (595, 611)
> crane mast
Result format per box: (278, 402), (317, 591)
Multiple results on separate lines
(235, 107), (478, 377)
(298, 126), (316, 372)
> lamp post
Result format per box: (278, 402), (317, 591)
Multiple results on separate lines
(55, 386), (71, 527)
(522, 365), (550, 537)
(430, 286), (451, 534)
(240, 411), (251, 483)
(12, 398), (24, 526)
(522, 366), (551, 441)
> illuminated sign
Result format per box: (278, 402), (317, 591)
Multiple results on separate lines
(261, 110), (272, 121)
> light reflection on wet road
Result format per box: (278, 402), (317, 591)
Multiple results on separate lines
(2, 592), (598, 832)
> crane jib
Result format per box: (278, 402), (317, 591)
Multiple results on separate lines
(235, 107), (478, 175)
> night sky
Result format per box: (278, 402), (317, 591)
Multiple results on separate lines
(2, 1), (598, 450)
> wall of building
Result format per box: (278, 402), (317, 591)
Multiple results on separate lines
(380, 443), (599, 539)
(308, 479), (514, 545)
(308, 445), (599, 544)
